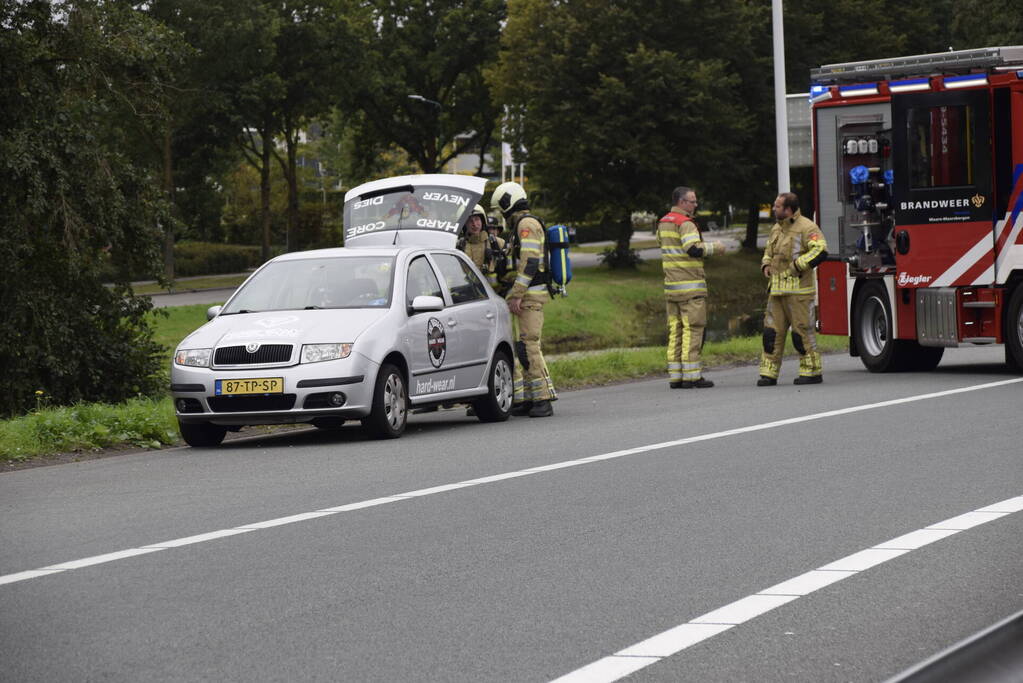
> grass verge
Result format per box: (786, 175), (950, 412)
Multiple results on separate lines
(1, 397), (179, 462)
(549, 335), (848, 388)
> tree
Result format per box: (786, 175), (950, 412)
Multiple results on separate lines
(270, 0), (365, 251)
(491, 0), (753, 265)
(0, 1), (186, 416)
(141, 0), (281, 262)
(340, 0), (506, 175)
(952, 0), (1023, 47)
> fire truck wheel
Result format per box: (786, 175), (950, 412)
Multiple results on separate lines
(1006, 284), (1023, 373)
(854, 280), (916, 372)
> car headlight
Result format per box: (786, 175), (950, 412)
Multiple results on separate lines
(175, 348), (212, 367)
(301, 343), (353, 363)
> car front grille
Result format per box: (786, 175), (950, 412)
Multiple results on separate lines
(214, 344), (293, 365)
(208, 395), (297, 413)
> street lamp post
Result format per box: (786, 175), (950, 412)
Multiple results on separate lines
(772, 0), (790, 193)
(408, 94), (443, 172)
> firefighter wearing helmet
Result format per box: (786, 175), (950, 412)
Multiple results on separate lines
(458, 204), (506, 287)
(757, 192), (829, 386)
(491, 181), (556, 417)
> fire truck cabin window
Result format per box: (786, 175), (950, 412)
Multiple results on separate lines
(907, 105), (974, 188)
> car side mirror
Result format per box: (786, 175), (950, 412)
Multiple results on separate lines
(409, 295), (444, 313)
(206, 305), (222, 321)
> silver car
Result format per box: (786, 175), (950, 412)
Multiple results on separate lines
(170, 174), (515, 446)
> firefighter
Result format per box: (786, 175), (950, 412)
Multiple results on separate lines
(457, 204), (506, 287)
(491, 181), (556, 417)
(757, 192), (829, 386)
(657, 186), (721, 388)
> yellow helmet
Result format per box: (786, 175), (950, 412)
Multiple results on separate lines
(490, 181), (528, 216)
(471, 203), (487, 220)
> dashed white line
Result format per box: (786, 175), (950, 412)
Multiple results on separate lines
(549, 494), (1023, 683)
(1, 377), (1021, 589)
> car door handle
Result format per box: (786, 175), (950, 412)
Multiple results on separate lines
(447, 318), (457, 327)
(485, 311), (494, 320)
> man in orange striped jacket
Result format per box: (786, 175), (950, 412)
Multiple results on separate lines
(656, 186), (721, 389)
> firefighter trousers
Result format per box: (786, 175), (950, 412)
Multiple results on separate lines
(666, 296), (706, 383)
(512, 299), (556, 403)
(759, 294), (822, 379)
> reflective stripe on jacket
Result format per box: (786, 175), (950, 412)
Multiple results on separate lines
(657, 207), (718, 301)
(507, 211), (548, 301)
(762, 210), (828, 296)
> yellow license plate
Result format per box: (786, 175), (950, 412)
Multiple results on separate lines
(215, 377), (284, 396)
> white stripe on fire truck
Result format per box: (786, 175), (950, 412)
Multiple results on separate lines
(932, 232), (994, 287)
(994, 212), (1023, 284)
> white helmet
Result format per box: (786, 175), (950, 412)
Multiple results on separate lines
(471, 203), (487, 220)
(490, 182), (528, 216)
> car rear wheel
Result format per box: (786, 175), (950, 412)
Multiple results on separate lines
(362, 363), (407, 439)
(472, 351), (513, 423)
(178, 420), (227, 448)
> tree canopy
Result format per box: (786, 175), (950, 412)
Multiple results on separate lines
(0, 0), (184, 415)
(491, 0), (754, 252)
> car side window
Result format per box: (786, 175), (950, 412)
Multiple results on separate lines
(433, 253), (488, 304)
(406, 255), (443, 307)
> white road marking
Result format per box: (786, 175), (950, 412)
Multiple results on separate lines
(549, 494), (1023, 683)
(1, 377), (1021, 588)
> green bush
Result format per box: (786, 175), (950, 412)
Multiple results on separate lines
(174, 241), (263, 276)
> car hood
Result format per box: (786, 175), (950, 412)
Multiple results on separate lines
(178, 309), (391, 349)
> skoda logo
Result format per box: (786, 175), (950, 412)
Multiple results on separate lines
(245, 343), (261, 353)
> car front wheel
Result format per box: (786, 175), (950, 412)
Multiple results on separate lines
(178, 420), (227, 448)
(362, 363), (407, 439)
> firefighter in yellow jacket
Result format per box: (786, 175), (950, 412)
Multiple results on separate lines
(458, 204), (506, 287)
(657, 186), (721, 388)
(491, 181), (556, 417)
(758, 192), (829, 386)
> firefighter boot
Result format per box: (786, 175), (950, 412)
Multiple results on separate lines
(528, 400), (554, 418)
(511, 402), (533, 416)
(793, 375), (823, 385)
(680, 378), (714, 388)
(756, 376), (777, 386)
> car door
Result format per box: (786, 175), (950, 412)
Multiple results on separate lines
(402, 254), (462, 399)
(429, 252), (495, 389)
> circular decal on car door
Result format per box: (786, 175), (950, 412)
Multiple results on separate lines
(427, 317), (447, 368)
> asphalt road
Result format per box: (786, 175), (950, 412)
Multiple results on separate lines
(2, 347), (1021, 682)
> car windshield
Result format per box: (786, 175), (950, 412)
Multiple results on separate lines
(344, 185), (476, 242)
(221, 255), (395, 313)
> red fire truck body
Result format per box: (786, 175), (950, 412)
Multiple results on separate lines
(810, 46), (1023, 372)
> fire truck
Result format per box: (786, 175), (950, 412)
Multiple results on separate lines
(809, 46), (1023, 372)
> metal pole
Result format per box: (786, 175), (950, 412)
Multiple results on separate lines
(772, 0), (790, 193)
